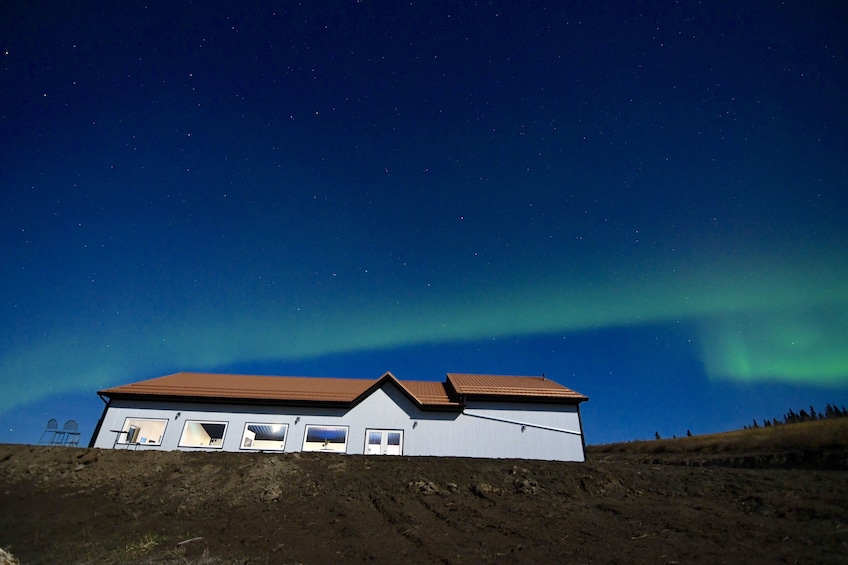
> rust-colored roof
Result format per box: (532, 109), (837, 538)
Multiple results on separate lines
(398, 380), (459, 407)
(99, 372), (376, 403)
(447, 373), (588, 401)
(99, 371), (586, 408)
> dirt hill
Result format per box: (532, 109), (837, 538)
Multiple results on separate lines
(2, 419), (847, 564)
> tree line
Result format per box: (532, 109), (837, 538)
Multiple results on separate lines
(744, 402), (848, 430)
(653, 402), (847, 440)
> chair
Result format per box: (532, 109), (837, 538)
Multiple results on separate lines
(62, 420), (81, 446)
(38, 419), (59, 444)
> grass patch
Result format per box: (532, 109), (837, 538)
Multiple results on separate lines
(0, 546), (21, 565)
(589, 417), (848, 455)
(125, 533), (165, 555)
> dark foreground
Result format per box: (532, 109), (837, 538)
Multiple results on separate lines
(2, 422), (847, 564)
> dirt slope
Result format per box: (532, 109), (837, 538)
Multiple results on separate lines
(2, 421), (847, 564)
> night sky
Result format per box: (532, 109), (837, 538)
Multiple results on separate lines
(2, 2), (847, 446)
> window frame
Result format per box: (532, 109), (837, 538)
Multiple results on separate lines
(118, 417), (168, 446)
(178, 420), (228, 449)
(364, 428), (404, 455)
(301, 424), (349, 453)
(240, 422), (289, 451)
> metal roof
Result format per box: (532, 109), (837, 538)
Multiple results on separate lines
(99, 371), (586, 408)
(99, 372), (376, 403)
(398, 380), (460, 407)
(447, 373), (589, 401)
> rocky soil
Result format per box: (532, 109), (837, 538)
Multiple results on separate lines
(2, 425), (847, 564)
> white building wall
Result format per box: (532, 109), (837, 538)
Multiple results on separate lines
(92, 382), (585, 461)
(92, 399), (350, 452)
(397, 398), (585, 461)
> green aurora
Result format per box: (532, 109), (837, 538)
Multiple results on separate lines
(2, 243), (845, 413)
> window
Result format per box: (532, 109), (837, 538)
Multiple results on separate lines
(119, 418), (167, 446)
(364, 429), (403, 455)
(302, 425), (348, 453)
(178, 420), (227, 448)
(241, 422), (288, 450)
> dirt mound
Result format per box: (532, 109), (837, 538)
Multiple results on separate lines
(2, 429), (848, 564)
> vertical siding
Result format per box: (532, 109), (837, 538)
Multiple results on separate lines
(92, 383), (585, 461)
(402, 401), (585, 461)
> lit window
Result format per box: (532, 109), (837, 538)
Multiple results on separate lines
(302, 425), (348, 453)
(241, 422), (288, 450)
(178, 420), (227, 448)
(119, 418), (167, 445)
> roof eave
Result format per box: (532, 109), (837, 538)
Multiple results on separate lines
(100, 391), (357, 408)
(99, 385), (466, 411)
(464, 393), (588, 404)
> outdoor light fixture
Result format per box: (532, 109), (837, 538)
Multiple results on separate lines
(412, 421), (418, 429)
(294, 417), (300, 424)
(175, 412), (181, 420)
(521, 425), (526, 433)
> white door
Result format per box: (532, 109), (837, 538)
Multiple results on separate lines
(365, 429), (403, 455)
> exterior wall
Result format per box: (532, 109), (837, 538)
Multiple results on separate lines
(91, 399), (350, 452)
(394, 394), (585, 461)
(92, 382), (585, 461)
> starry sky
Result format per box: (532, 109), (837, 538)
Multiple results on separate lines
(2, 2), (847, 446)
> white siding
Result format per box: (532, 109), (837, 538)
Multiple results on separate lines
(91, 399), (349, 452)
(92, 382), (585, 461)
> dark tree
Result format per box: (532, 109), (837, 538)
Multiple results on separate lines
(686, 429), (692, 437)
(655, 431), (661, 440)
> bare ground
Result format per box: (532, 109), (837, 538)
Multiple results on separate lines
(2, 420), (847, 564)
